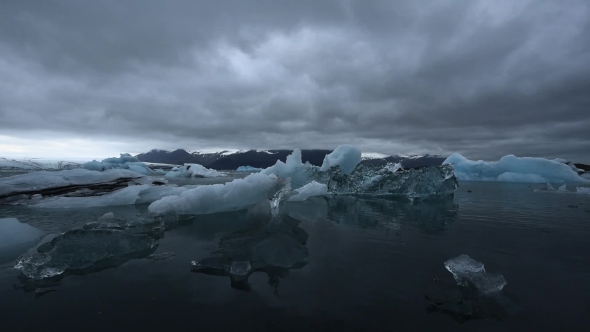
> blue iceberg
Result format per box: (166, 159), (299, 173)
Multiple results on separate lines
(443, 153), (588, 183)
(82, 154), (156, 175)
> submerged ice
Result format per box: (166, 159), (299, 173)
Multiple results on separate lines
(15, 229), (158, 281)
(191, 192), (310, 291)
(444, 153), (588, 183)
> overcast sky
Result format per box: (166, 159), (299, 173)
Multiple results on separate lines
(1, 0), (589, 162)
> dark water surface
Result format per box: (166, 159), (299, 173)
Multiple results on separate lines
(1, 182), (590, 331)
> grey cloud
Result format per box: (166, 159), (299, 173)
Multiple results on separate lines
(0, 0), (589, 162)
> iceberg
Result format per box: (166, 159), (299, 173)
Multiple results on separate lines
(164, 163), (226, 178)
(319, 144), (362, 174)
(14, 229), (158, 282)
(0, 218), (45, 263)
(148, 173), (286, 215)
(82, 154), (156, 175)
(444, 254), (507, 294)
(576, 187), (590, 194)
(149, 145), (457, 215)
(287, 181), (327, 201)
(443, 153), (588, 183)
(236, 166), (263, 172)
(0, 169), (144, 202)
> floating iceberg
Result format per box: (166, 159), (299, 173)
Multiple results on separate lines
(14, 229), (158, 282)
(0, 169), (144, 202)
(236, 166), (263, 172)
(82, 154), (155, 175)
(149, 145), (457, 215)
(313, 162), (457, 199)
(0, 218), (45, 263)
(165, 163), (226, 178)
(443, 153), (588, 183)
(148, 173), (285, 215)
(319, 144), (362, 174)
(444, 254), (507, 294)
(576, 187), (590, 194)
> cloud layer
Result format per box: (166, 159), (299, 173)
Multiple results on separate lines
(1, 0), (589, 161)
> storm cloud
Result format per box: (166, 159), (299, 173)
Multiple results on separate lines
(1, 0), (589, 161)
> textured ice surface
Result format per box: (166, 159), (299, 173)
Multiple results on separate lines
(0, 218), (45, 263)
(165, 163), (226, 178)
(443, 153), (588, 183)
(261, 149), (309, 180)
(261, 145), (361, 180)
(287, 181), (328, 201)
(0, 157), (83, 171)
(148, 173), (284, 215)
(319, 144), (362, 174)
(444, 254), (507, 294)
(262, 148), (457, 199)
(0, 169), (143, 200)
(236, 166), (263, 172)
(14, 229), (158, 281)
(316, 162), (458, 199)
(83, 154), (155, 175)
(230, 261), (252, 276)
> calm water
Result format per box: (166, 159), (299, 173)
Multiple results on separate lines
(1, 181), (590, 331)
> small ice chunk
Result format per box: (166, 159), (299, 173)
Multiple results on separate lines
(444, 254), (485, 278)
(319, 144), (362, 174)
(98, 212), (115, 220)
(230, 261), (251, 276)
(444, 254), (507, 294)
(558, 184), (567, 192)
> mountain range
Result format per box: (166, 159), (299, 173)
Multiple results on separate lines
(135, 149), (447, 170)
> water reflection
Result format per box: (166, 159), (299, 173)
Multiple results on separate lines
(326, 196), (459, 234)
(191, 200), (309, 292)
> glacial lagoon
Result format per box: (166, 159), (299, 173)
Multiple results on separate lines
(1, 179), (589, 331)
